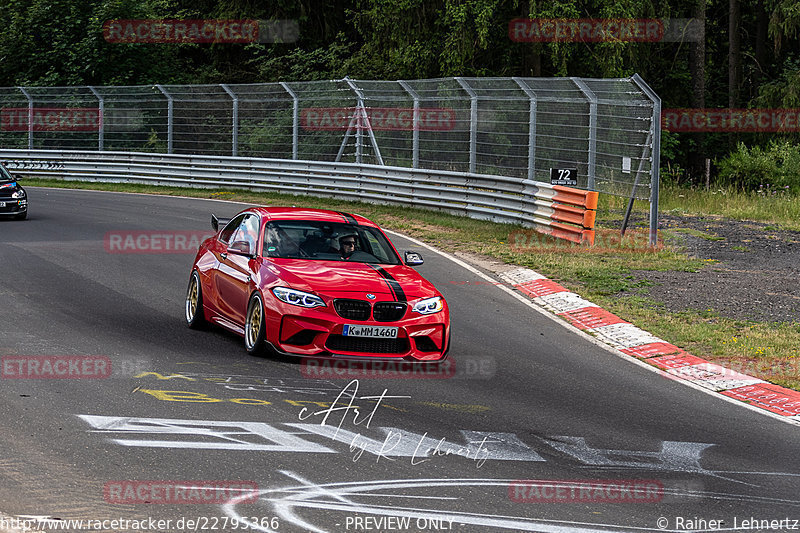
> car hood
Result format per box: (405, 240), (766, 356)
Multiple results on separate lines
(267, 259), (438, 300)
(0, 182), (21, 197)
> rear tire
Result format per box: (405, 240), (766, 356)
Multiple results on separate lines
(185, 271), (208, 330)
(245, 292), (268, 356)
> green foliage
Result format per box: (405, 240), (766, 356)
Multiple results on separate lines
(717, 141), (800, 192)
(0, 0), (798, 188)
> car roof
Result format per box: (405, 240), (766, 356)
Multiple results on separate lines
(246, 206), (378, 227)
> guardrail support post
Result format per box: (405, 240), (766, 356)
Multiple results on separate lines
(572, 78), (597, 191)
(513, 77), (538, 181)
(18, 87), (33, 150)
(220, 84), (238, 157)
(398, 80), (420, 169)
(88, 86), (104, 151)
(155, 84), (173, 154)
(456, 77), (478, 173)
(280, 82), (299, 160)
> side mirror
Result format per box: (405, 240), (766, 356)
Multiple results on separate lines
(404, 251), (424, 266)
(228, 240), (254, 257)
(211, 214), (231, 232)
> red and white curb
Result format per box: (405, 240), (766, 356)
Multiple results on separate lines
(499, 266), (800, 421)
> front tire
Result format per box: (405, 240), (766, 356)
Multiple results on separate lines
(245, 292), (268, 356)
(185, 271), (208, 330)
(14, 211), (27, 220)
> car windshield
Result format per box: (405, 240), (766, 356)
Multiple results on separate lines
(264, 220), (401, 265)
(0, 165), (13, 183)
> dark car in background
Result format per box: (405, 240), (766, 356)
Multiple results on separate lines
(0, 164), (27, 220)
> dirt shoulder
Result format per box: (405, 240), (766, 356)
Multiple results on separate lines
(629, 213), (800, 324)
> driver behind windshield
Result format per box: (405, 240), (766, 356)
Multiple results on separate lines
(338, 234), (358, 258)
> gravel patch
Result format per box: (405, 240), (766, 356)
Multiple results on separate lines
(626, 214), (800, 323)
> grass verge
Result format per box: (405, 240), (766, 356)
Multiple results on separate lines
(22, 177), (800, 391)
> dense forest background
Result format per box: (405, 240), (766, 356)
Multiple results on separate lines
(0, 0), (798, 187)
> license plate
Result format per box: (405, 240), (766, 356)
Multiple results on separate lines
(343, 325), (398, 338)
(0, 202), (5, 207)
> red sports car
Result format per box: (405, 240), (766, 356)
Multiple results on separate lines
(185, 207), (450, 361)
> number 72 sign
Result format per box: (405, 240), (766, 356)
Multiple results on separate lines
(550, 168), (578, 186)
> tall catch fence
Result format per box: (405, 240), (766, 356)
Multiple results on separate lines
(0, 76), (660, 242)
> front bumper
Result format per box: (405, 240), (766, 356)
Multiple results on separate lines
(266, 296), (450, 361)
(0, 198), (27, 216)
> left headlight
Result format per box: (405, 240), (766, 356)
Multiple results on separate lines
(412, 296), (444, 315)
(272, 287), (326, 308)
(11, 189), (25, 199)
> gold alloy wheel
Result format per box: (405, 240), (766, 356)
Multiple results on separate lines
(186, 276), (198, 322)
(247, 299), (262, 348)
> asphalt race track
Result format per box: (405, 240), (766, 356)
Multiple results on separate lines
(1, 187), (799, 533)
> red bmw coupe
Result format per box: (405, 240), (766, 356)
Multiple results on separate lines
(185, 207), (450, 361)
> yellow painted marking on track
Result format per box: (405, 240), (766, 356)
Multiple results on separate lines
(138, 389), (273, 405)
(139, 389), (221, 402)
(283, 399), (335, 408)
(135, 372), (195, 380)
(135, 389), (403, 411)
(417, 402), (491, 414)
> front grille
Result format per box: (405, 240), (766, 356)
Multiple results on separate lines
(414, 336), (439, 352)
(373, 302), (407, 322)
(333, 299), (371, 320)
(326, 335), (410, 354)
(284, 329), (319, 346)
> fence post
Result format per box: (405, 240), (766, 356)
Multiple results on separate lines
(512, 77), (538, 181)
(88, 86), (104, 151)
(344, 78), (384, 165)
(155, 84), (173, 154)
(455, 77), (477, 173)
(398, 80), (420, 169)
(631, 74), (661, 247)
(18, 87), (33, 150)
(279, 82), (299, 160)
(220, 84), (238, 156)
(571, 78), (597, 191)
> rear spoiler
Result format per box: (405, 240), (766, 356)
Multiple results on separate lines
(211, 214), (231, 232)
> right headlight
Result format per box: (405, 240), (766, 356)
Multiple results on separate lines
(412, 296), (444, 315)
(271, 287), (326, 308)
(11, 189), (25, 199)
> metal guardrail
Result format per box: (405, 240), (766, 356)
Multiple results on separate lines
(0, 149), (599, 239)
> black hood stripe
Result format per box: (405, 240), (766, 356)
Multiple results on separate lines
(338, 212), (358, 224)
(368, 265), (407, 302)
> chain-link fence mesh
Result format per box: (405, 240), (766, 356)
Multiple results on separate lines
(0, 76), (659, 199)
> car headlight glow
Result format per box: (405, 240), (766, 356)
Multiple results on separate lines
(272, 287), (326, 308)
(412, 296), (444, 315)
(11, 190), (25, 199)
